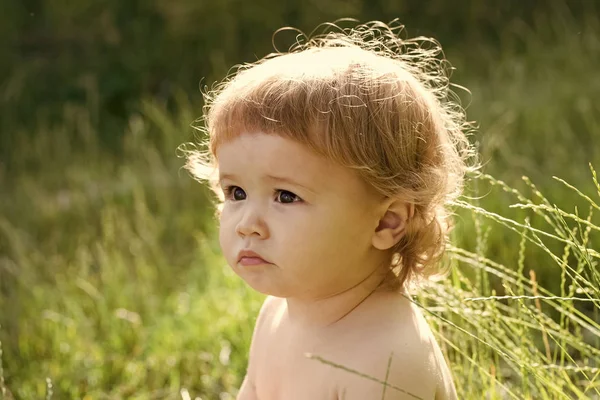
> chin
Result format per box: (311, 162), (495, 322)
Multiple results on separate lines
(246, 282), (290, 298)
(231, 262), (294, 297)
(239, 275), (290, 298)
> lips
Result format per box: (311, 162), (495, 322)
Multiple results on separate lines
(237, 249), (271, 265)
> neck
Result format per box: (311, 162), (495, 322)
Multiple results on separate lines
(284, 263), (391, 329)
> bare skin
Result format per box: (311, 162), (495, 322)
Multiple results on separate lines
(237, 286), (457, 400)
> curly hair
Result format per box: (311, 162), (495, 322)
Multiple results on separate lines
(184, 19), (477, 290)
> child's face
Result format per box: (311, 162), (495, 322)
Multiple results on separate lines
(216, 131), (388, 299)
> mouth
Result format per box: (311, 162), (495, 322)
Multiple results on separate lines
(238, 256), (271, 266)
(237, 249), (271, 266)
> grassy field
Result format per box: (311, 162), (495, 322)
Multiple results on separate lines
(1, 11), (600, 400)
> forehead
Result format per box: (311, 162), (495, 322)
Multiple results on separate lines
(215, 132), (371, 195)
(216, 132), (326, 179)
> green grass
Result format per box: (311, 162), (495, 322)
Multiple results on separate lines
(1, 12), (599, 400)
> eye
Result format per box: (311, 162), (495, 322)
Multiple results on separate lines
(276, 190), (301, 204)
(222, 186), (302, 204)
(223, 185), (246, 201)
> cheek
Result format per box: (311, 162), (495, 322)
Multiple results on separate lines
(291, 210), (365, 259)
(218, 211), (235, 259)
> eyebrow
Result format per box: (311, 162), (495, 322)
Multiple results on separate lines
(219, 173), (316, 194)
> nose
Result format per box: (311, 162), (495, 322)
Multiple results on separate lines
(235, 203), (269, 239)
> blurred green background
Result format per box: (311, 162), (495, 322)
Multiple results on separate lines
(1, 0), (599, 398)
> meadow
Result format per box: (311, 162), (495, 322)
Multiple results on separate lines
(1, 8), (600, 400)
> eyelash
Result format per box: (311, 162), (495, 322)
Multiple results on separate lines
(222, 185), (302, 204)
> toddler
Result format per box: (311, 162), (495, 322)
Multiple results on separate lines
(185, 20), (474, 400)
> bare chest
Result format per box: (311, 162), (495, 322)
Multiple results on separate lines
(253, 326), (345, 400)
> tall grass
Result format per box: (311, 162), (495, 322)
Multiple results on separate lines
(438, 171), (600, 399)
(1, 11), (599, 400)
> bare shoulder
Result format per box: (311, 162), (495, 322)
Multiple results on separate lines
(255, 295), (287, 338)
(236, 296), (284, 400)
(250, 295), (285, 351)
(333, 291), (457, 400)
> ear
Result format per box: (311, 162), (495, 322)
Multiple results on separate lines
(371, 198), (415, 251)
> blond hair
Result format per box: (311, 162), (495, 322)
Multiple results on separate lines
(184, 20), (476, 290)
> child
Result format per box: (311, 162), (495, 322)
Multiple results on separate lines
(185, 20), (473, 400)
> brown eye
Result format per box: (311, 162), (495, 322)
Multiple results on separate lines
(232, 187), (246, 201)
(277, 190), (300, 204)
(224, 186), (246, 201)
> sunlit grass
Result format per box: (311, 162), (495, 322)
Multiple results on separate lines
(424, 169), (600, 399)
